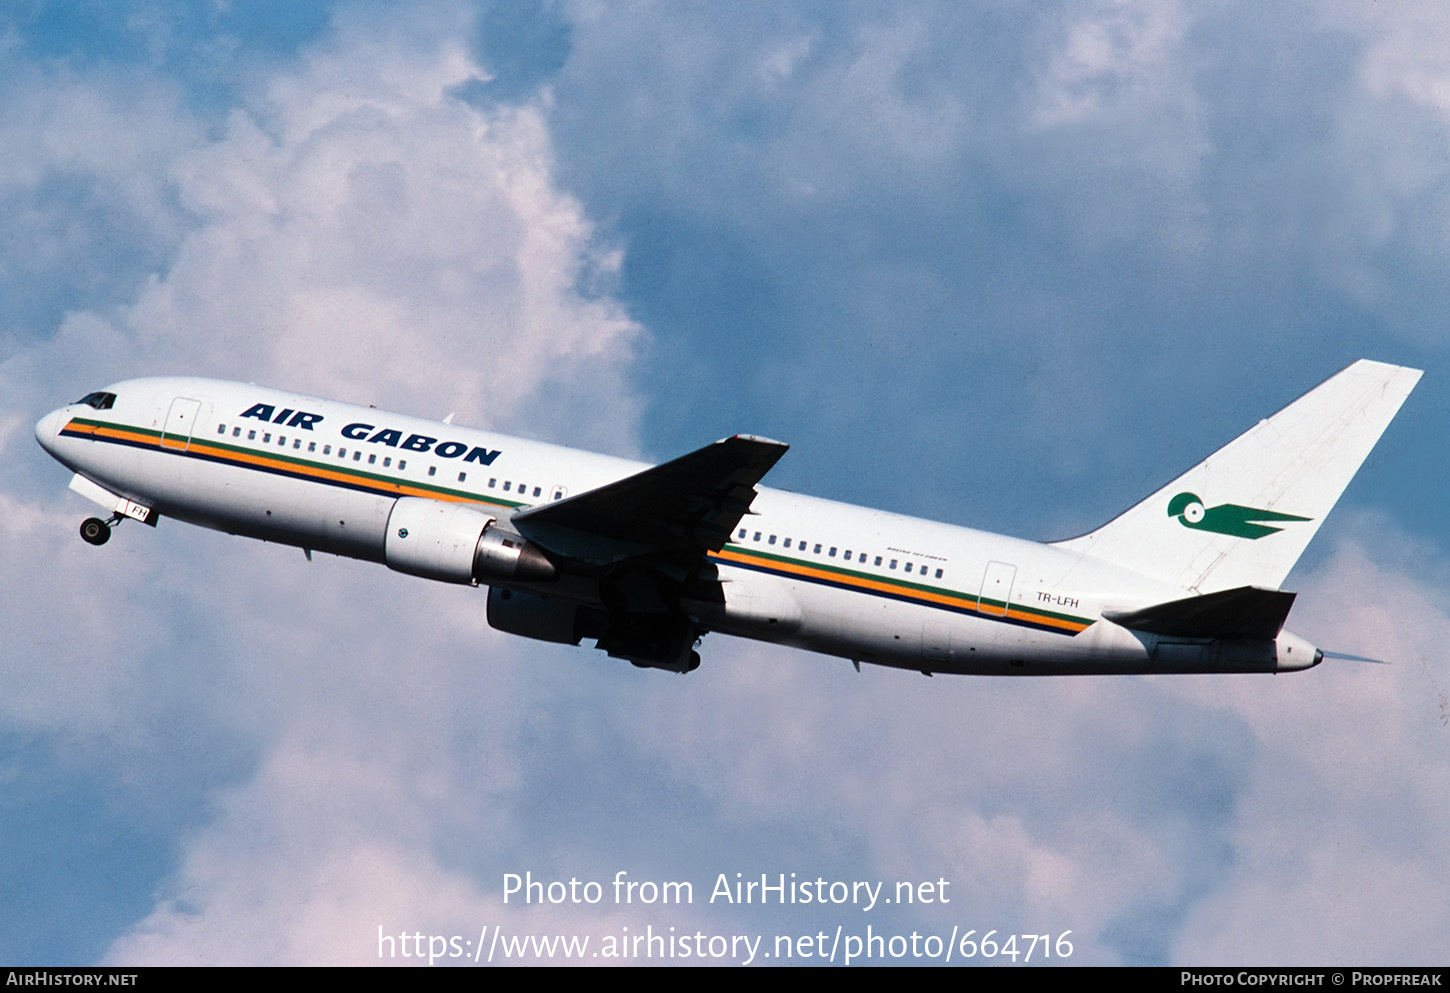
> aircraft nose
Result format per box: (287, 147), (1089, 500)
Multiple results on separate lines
(35, 408), (65, 455)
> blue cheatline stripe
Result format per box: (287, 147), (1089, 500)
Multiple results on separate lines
(61, 417), (521, 511)
(65, 417), (1094, 637)
(709, 547), (1091, 637)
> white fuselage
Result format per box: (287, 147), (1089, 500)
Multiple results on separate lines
(35, 377), (1319, 676)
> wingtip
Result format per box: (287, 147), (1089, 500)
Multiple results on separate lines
(728, 434), (789, 449)
(1350, 358), (1424, 386)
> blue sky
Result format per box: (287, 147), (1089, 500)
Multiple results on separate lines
(3, 0), (1449, 966)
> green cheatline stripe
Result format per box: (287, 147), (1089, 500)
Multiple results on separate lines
(65, 416), (526, 510)
(719, 543), (1094, 629)
(69, 417), (1095, 632)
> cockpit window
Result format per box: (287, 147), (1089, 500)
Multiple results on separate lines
(76, 392), (117, 410)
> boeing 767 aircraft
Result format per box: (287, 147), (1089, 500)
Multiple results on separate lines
(35, 360), (1419, 676)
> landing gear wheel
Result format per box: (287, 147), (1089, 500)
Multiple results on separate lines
(80, 517), (111, 546)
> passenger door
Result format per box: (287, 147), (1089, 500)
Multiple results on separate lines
(161, 397), (202, 451)
(977, 561), (1017, 617)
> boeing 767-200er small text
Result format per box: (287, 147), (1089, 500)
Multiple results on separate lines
(35, 360), (1420, 676)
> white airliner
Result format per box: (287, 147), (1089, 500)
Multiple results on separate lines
(35, 360), (1419, 675)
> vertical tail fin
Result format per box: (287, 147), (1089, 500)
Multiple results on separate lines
(1054, 360), (1421, 593)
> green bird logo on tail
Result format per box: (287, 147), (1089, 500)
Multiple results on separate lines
(1167, 492), (1312, 539)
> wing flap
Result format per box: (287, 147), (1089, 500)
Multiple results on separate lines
(1103, 586), (1297, 641)
(511, 435), (789, 563)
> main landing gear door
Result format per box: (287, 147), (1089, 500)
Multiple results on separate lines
(161, 397), (202, 451)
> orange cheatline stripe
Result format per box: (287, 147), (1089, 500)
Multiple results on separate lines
(66, 421), (1094, 634)
(716, 547), (977, 607)
(1003, 608), (1089, 633)
(715, 547), (1092, 633)
(67, 420), (509, 510)
(187, 438), (508, 507)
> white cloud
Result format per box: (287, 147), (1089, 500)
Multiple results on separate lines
(1263, 1), (1450, 333)
(0, 64), (201, 337)
(601, 514), (1450, 965)
(1021, 0), (1210, 252)
(2, 2), (651, 965)
(7, 1), (1449, 967)
(1165, 521), (1450, 963)
(131, 14), (639, 446)
(1030, 0), (1189, 129)
(0, 64), (196, 214)
(1332, 2), (1450, 116)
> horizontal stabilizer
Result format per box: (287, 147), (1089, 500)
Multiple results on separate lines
(1104, 586), (1297, 640)
(512, 435), (789, 563)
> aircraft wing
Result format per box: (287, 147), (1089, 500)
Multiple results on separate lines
(510, 435), (789, 564)
(1103, 585), (1297, 641)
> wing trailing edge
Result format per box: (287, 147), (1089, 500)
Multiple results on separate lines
(511, 434), (789, 564)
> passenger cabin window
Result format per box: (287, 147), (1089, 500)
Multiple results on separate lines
(935, 568), (943, 579)
(233, 427), (241, 437)
(76, 392), (116, 410)
(217, 425), (226, 435)
(458, 472), (467, 483)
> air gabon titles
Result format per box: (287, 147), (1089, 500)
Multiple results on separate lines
(239, 402), (502, 465)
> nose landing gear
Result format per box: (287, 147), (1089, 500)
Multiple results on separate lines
(79, 514), (120, 546)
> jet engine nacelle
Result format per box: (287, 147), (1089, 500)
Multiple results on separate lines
(385, 496), (555, 585)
